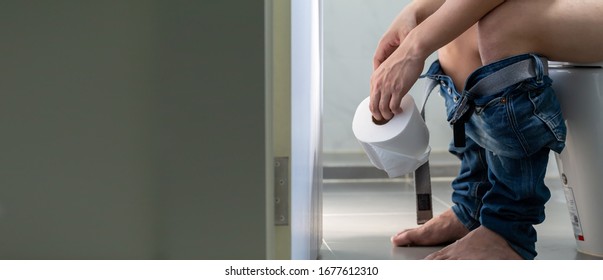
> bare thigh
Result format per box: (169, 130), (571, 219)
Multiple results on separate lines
(479, 0), (603, 64)
(438, 24), (482, 90)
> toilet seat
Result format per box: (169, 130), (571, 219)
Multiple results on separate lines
(548, 62), (603, 257)
(549, 61), (603, 68)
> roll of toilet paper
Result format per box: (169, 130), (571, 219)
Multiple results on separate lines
(352, 95), (430, 178)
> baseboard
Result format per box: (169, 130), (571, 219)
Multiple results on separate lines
(323, 151), (460, 180)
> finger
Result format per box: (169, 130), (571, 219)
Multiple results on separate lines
(373, 35), (399, 70)
(379, 92), (394, 121)
(373, 43), (396, 70)
(371, 69), (394, 121)
(424, 251), (438, 260)
(369, 87), (384, 121)
(389, 91), (405, 115)
(370, 72), (386, 121)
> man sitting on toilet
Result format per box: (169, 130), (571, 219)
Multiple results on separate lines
(370, 0), (603, 260)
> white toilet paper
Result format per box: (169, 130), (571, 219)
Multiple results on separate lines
(352, 95), (430, 178)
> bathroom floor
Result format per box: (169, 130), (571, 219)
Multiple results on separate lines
(320, 167), (602, 260)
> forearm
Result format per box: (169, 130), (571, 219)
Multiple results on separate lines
(404, 0), (504, 59)
(369, 0), (505, 121)
(410, 0), (446, 24)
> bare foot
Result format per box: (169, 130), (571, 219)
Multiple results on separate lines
(425, 226), (523, 260)
(391, 208), (470, 246)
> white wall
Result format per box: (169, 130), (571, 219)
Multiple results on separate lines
(322, 0), (451, 155)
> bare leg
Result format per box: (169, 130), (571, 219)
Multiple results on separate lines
(478, 0), (603, 64)
(392, 25), (481, 247)
(423, 0), (603, 260)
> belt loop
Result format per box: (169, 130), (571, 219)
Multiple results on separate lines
(530, 53), (544, 84)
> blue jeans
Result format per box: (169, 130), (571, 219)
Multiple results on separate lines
(423, 54), (566, 259)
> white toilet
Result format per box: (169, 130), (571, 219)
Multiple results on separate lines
(549, 61), (603, 257)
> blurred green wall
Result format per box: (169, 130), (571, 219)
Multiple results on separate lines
(0, 0), (267, 259)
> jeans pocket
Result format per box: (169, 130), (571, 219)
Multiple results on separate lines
(528, 88), (567, 142)
(468, 94), (528, 158)
(504, 86), (566, 156)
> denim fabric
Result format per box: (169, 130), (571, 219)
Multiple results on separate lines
(423, 54), (566, 259)
(449, 136), (492, 232)
(430, 74), (493, 232)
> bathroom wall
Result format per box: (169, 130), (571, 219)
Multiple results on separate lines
(322, 0), (450, 155)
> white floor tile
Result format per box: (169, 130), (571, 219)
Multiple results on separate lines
(320, 178), (603, 260)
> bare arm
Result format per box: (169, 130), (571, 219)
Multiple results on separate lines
(373, 0), (445, 70)
(370, 0), (505, 121)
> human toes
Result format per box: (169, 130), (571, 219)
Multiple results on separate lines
(391, 229), (414, 246)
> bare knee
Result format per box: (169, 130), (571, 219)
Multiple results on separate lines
(478, 0), (603, 64)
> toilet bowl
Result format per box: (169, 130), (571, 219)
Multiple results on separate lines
(549, 61), (603, 257)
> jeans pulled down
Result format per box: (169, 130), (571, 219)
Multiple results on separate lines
(423, 54), (566, 259)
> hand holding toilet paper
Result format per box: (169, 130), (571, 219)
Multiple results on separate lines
(352, 94), (430, 178)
